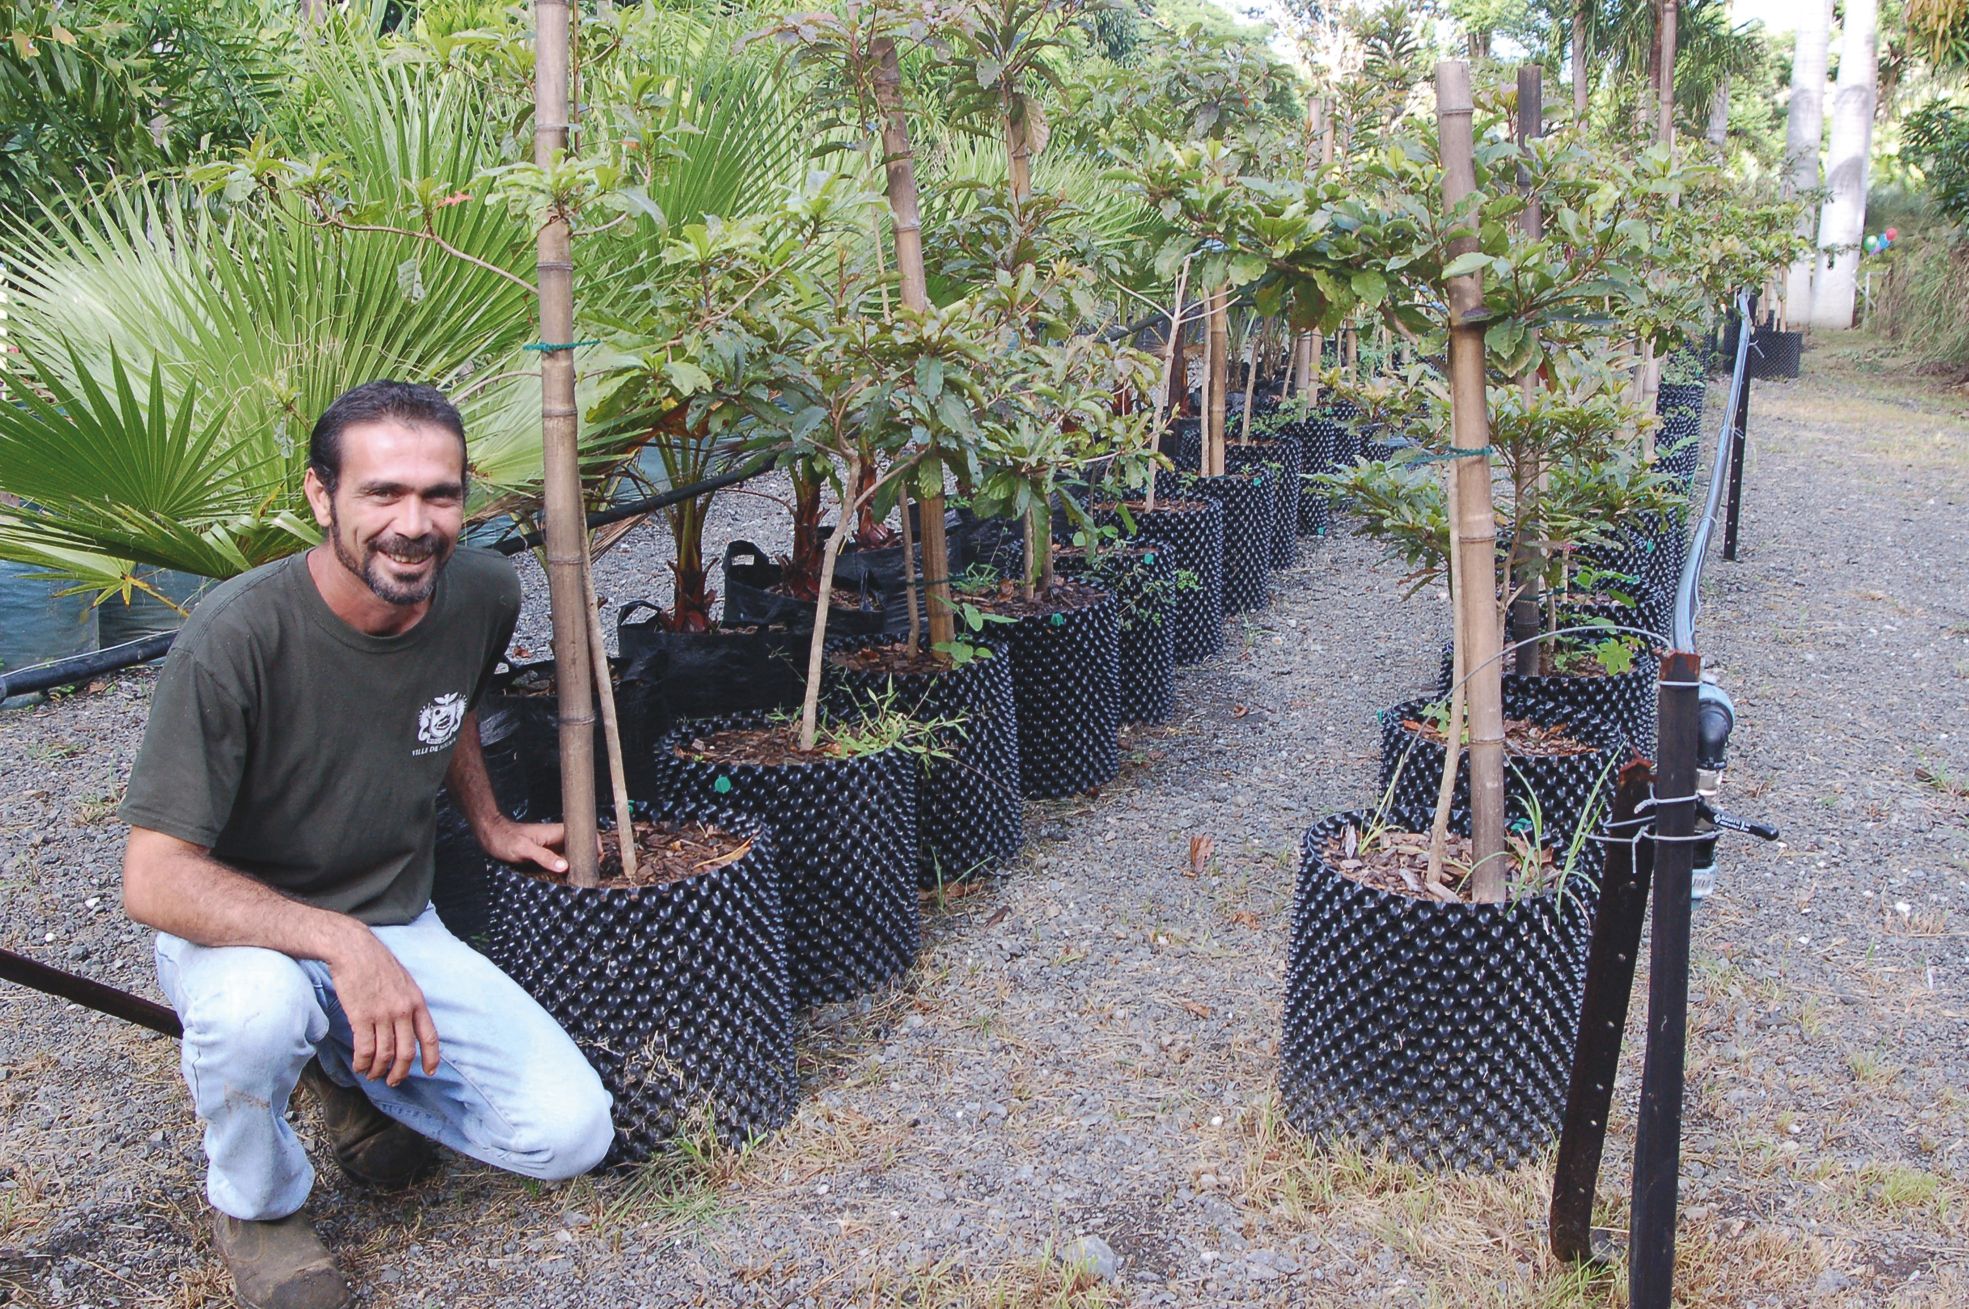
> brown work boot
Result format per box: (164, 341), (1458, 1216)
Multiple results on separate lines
(297, 1060), (437, 1190)
(211, 1210), (350, 1309)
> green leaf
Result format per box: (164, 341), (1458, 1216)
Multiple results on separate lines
(1442, 251), (1491, 279)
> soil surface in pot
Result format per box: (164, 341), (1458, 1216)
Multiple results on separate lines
(1400, 714), (1599, 756)
(828, 644), (951, 677)
(970, 578), (1107, 620)
(1097, 497), (1215, 517)
(678, 722), (853, 766)
(596, 820), (753, 888)
(1321, 823), (1563, 904)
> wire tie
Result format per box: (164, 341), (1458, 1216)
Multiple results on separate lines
(524, 339), (603, 353)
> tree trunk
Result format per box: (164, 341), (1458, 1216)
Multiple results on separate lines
(1206, 288), (1229, 477)
(872, 38), (954, 646)
(1706, 77), (1730, 150)
(1810, 0), (1879, 331)
(1435, 60), (1509, 903)
(1510, 65), (1545, 663)
(1571, 4), (1588, 117)
(534, 0), (598, 887)
(1782, 0), (1833, 325)
(1657, 0), (1679, 147)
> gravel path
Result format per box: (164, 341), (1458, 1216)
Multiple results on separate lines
(3, 342), (1967, 1307)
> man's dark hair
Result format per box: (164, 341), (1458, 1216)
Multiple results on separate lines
(308, 381), (468, 493)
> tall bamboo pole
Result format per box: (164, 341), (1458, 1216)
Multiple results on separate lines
(535, 0), (598, 887)
(872, 38), (954, 648)
(1510, 64), (1546, 663)
(1205, 288), (1229, 477)
(1436, 60), (1509, 901)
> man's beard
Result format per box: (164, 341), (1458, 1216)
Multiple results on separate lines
(328, 503), (453, 607)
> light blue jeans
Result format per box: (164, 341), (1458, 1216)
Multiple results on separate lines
(154, 905), (613, 1221)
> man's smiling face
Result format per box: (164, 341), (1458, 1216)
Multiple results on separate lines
(305, 418), (466, 607)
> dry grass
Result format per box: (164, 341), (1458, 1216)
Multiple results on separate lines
(1229, 1092), (1871, 1307)
(850, 1250), (1126, 1308)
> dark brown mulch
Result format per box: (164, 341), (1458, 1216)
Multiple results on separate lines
(969, 578), (1106, 620)
(597, 820), (752, 888)
(1400, 714), (1599, 757)
(829, 644), (950, 678)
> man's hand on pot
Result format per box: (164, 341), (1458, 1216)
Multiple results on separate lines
(478, 818), (584, 876)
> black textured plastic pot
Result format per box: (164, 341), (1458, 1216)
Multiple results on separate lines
(976, 581), (1122, 799)
(1097, 498), (1225, 665)
(1654, 383), (1704, 491)
(1058, 543), (1178, 726)
(1266, 415), (1329, 537)
(431, 699), (533, 946)
(821, 635), (1023, 885)
(1159, 469), (1271, 615)
(1281, 811), (1597, 1172)
(483, 800), (796, 1160)
(654, 714), (921, 1008)
(1748, 328), (1802, 380)
(1438, 641), (1660, 760)
(1324, 398), (1363, 466)
(1224, 439), (1301, 570)
(1376, 689), (1626, 840)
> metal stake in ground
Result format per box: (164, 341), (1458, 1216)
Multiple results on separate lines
(1549, 760), (1657, 1264)
(1630, 648), (1703, 1308)
(1723, 361), (1751, 561)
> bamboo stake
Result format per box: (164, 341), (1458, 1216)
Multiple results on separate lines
(1206, 288), (1229, 477)
(872, 38), (953, 649)
(534, 0), (598, 887)
(580, 554), (637, 886)
(1237, 313), (1259, 445)
(1657, 0), (1679, 149)
(1571, 2), (1589, 117)
(1436, 60), (1509, 903)
(900, 483), (921, 652)
(1428, 463), (1466, 887)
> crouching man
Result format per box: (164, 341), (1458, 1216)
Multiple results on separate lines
(118, 382), (612, 1309)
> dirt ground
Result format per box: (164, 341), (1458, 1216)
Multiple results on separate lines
(2, 336), (1967, 1307)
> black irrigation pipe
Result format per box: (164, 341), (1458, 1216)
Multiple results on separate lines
(0, 454), (780, 702)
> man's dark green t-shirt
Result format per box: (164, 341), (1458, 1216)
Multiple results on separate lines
(118, 547), (521, 926)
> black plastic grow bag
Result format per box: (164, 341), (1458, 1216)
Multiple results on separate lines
(653, 713), (921, 1008)
(721, 539), (899, 635)
(1058, 542), (1178, 726)
(431, 699), (533, 945)
(978, 581), (1122, 799)
(1281, 811), (1597, 1172)
(1159, 469), (1272, 614)
(481, 657), (667, 816)
(484, 800), (796, 1161)
(821, 634), (1023, 885)
(1097, 498), (1225, 665)
(1376, 688), (1627, 841)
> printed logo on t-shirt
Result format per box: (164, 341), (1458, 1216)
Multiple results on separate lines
(412, 691), (467, 756)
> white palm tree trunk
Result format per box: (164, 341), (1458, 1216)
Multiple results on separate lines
(1781, 0), (1832, 324)
(1810, 0), (1878, 331)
